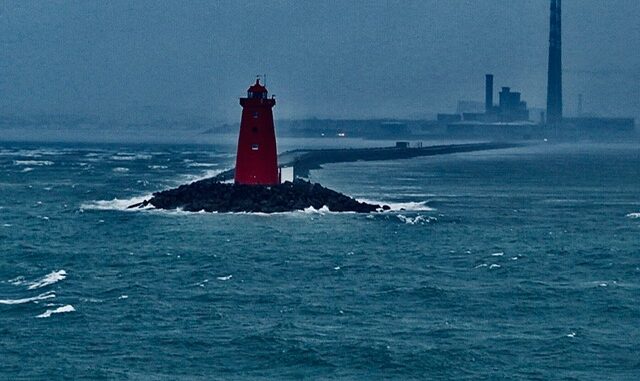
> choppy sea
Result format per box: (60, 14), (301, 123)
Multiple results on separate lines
(0, 139), (638, 380)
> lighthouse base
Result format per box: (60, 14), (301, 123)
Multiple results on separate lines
(129, 179), (387, 214)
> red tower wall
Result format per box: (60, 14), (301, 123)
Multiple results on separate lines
(234, 82), (279, 185)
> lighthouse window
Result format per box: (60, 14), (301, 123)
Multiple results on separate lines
(252, 127), (258, 133)
(251, 144), (259, 151)
(248, 91), (267, 99)
(253, 112), (259, 119)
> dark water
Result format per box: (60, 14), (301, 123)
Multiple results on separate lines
(1, 141), (638, 380)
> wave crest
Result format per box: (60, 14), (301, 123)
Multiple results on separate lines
(27, 270), (67, 290)
(36, 304), (75, 318)
(358, 199), (434, 211)
(14, 160), (54, 166)
(81, 195), (152, 211)
(397, 214), (437, 225)
(0, 291), (56, 305)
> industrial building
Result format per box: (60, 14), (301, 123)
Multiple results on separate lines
(445, 74), (534, 139)
(497, 87), (530, 122)
(446, 0), (635, 141)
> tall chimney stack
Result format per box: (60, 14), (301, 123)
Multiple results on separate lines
(546, 0), (563, 125)
(485, 74), (494, 113)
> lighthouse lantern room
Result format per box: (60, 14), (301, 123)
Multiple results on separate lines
(234, 78), (279, 185)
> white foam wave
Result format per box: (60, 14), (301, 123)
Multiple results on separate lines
(626, 213), (640, 219)
(21, 167), (34, 173)
(112, 167), (129, 173)
(148, 165), (168, 170)
(157, 207), (360, 216)
(81, 195), (153, 211)
(13, 160), (54, 166)
(397, 214), (437, 225)
(217, 275), (232, 281)
(357, 199), (434, 211)
(0, 291), (56, 305)
(7, 276), (26, 286)
(36, 304), (75, 318)
(18, 148), (69, 157)
(187, 162), (218, 168)
(302, 205), (335, 215)
(111, 154), (152, 161)
(27, 270), (67, 290)
(183, 169), (225, 183)
(101, 202), (402, 216)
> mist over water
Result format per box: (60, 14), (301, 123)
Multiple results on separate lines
(1, 141), (638, 379)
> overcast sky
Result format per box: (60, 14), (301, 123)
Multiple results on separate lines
(1, 0), (639, 122)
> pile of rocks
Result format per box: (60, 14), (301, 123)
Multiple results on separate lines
(129, 179), (387, 213)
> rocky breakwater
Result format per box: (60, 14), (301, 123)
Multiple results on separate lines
(129, 178), (388, 213)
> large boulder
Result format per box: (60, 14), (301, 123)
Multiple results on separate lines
(129, 179), (384, 213)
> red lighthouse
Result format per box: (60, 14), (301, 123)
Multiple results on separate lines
(234, 78), (279, 185)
